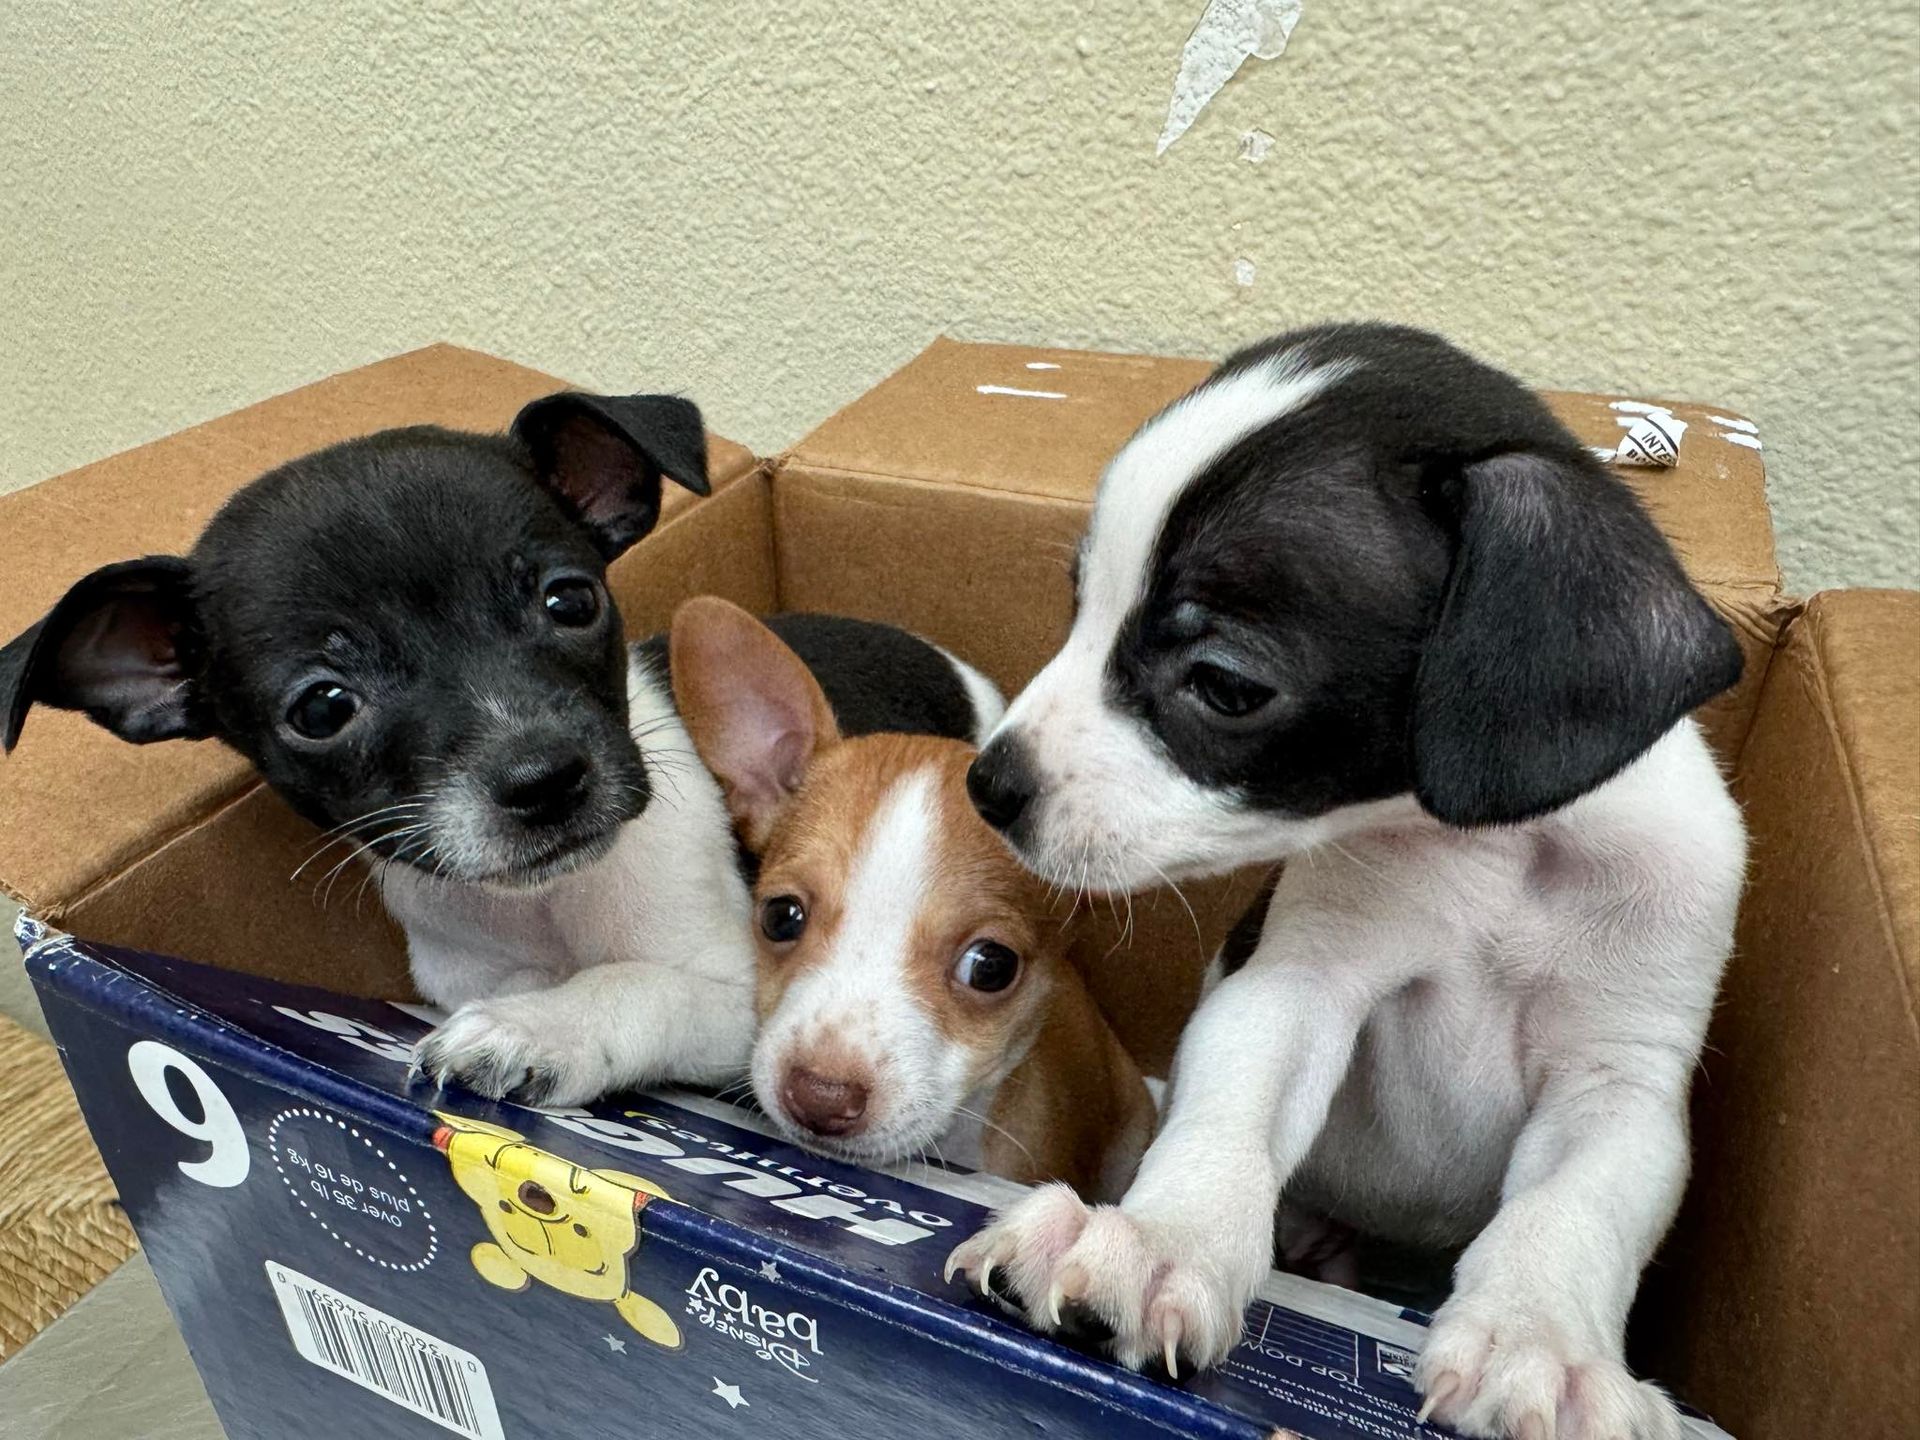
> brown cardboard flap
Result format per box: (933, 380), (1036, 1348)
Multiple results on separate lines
(609, 466), (776, 631)
(1638, 588), (1920, 1438)
(789, 338), (1780, 595)
(1810, 589), (1920, 982)
(790, 337), (1214, 502)
(774, 471), (1089, 696)
(68, 778), (414, 999)
(0, 344), (757, 920)
(0, 716), (253, 918)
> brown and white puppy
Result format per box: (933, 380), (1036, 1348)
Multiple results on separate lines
(670, 596), (1155, 1202)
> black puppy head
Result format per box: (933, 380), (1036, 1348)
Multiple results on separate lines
(971, 324), (1742, 887)
(0, 391), (711, 888)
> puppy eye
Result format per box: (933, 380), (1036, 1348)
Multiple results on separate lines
(760, 895), (807, 944)
(286, 682), (360, 740)
(1185, 661), (1274, 720)
(953, 940), (1020, 994)
(543, 577), (601, 628)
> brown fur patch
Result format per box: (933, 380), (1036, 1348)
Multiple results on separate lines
(754, 731), (1152, 1195)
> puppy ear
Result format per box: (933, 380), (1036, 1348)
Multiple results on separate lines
(512, 391), (712, 559)
(1411, 450), (1742, 826)
(0, 557), (205, 752)
(669, 597), (840, 851)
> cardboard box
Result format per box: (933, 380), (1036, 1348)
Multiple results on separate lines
(21, 917), (1734, 1440)
(3, 342), (1910, 1439)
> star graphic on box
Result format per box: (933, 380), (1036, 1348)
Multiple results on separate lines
(712, 1377), (749, 1410)
(758, 1259), (783, 1283)
(602, 1334), (627, 1354)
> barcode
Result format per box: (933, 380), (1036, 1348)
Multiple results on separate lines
(267, 1263), (504, 1439)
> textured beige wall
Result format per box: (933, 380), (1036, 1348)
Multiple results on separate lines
(1, 2), (1914, 590)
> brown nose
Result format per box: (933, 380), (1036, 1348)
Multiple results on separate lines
(516, 1180), (556, 1215)
(780, 1068), (869, 1137)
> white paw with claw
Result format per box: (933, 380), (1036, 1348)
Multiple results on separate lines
(1414, 1299), (1685, 1440)
(943, 1183), (1257, 1377)
(411, 994), (615, 1107)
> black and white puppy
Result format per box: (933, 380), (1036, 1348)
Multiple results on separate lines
(0, 394), (1002, 1105)
(947, 324), (1744, 1440)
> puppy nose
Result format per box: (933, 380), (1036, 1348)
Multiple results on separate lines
(516, 1180), (556, 1215)
(494, 752), (591, 823)
(780, 1068), (869, 1138)
(967, 737), (1036, 833)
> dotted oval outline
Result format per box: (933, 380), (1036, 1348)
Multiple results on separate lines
(267, 1107), (438, 1273)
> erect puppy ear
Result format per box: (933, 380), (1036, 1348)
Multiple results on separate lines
(512, 391), (711, 560)
(0, 557), (206, 753)
(669, 596), (840, 853)
(1411, 449), (1743, 826)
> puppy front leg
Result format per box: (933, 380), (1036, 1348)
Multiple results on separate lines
(1416, 1065), (1693, 1440)
(949, 957), (1376, 1375)
(414, 957), (755, 1106)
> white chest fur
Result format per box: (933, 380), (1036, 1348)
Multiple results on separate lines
(381, 654), (754, 1010)
(1265, 721), (1747, 1245)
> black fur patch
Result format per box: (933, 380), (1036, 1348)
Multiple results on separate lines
(1104, 323), (1742, 826)
(636, 612), (981, 743)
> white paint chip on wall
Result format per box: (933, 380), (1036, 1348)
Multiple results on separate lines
(1158, 0), (1304, 156)
(1240, 128), (1277, 163)
(1233, 257), (1259, 287)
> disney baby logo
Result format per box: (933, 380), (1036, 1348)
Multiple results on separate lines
(684, 1267), (823, 1383)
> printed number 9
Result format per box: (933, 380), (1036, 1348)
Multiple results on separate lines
(127, 1041), (251, 1188)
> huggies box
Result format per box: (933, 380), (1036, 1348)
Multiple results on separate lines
(22, 917), (1734, 1439)
(9, 339), (1900, 1439)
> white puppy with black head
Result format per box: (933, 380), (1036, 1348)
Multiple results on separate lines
(947, 324), (1746, 1440)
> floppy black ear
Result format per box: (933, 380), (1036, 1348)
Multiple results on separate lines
(0, 557), (206, 752)
(511, 391), (711, 559)
(1411, 449), (1743, 826)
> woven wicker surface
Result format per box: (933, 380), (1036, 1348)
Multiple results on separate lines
(0, 1010), (137, 1361)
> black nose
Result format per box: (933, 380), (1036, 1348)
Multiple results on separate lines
(493, 752), (591, 825)
(967, 738), (1036, 833)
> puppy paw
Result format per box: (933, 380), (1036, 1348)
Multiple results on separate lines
(412, 995), (615, 1107)
(944, 1183), (1091, 1319)
(944, 1184), (1254, 1377)
(1415, 1300), (1684, 1440)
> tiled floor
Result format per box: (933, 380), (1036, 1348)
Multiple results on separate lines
(0, 1256), (221, 1438)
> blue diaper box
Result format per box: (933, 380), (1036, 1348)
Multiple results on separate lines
(21, 916), (1730, 1440)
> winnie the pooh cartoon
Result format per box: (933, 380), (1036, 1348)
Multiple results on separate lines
(433, 1114), (681, 1348)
